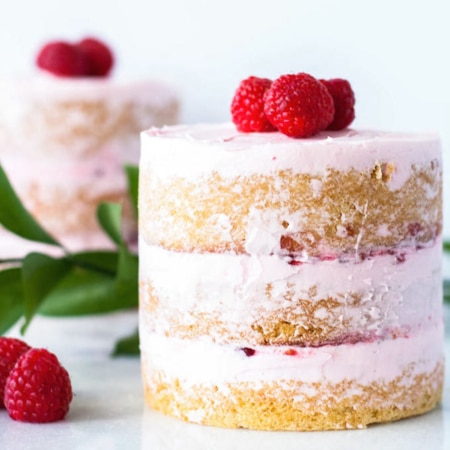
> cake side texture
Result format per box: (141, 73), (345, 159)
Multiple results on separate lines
(0, 76), (179, 255)
(138, 123), (443, 430)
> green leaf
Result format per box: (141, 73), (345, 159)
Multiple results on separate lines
(68, 250), (118, 275)
(444, 241), (450, 253)
(21, 253), (72, 332)
(40, 243), (137, 316)
(444, 279), (450, 304)
(114, 244), (139, 309)
(0, 268), (25, 335)
(112, 329), (140, 356)
(95, 199), (138, 309)
(125, 165), (139, 219)
(39, 266), (118, 316)
(97, 202), (123, 246)
(0, 165), (61, 247)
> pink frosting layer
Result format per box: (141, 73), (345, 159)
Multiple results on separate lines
(141, 123), (441, 191)
(139, 241), (443, 344)
(140, 320), (444, 387)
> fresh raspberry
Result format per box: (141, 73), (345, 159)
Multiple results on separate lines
(320, 78), (355, 130)
(4, 348), (73, 423)
(77, 37), (114, 77)
(231, 76), (277, 132)
(0, 337), (31, 408)
(264, 73), (335, 138)
(36, 41), (88, 77)
(240, 347), (256, 357)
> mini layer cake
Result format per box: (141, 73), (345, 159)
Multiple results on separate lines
(139, 123), (443, 430)
(0, 75), (178, 255)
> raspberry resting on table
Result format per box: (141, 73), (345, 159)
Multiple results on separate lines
(0, 337), (31, 408)
(264, 73), (335, 138)
(231, 76), (277, 132)
(320, 78), (355, 130)
(4, 348), (73, 423)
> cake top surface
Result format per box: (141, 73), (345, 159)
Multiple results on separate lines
(0, 74), (178, 104)
(143, 123), (439, 150)
(141, 123), (441, 186)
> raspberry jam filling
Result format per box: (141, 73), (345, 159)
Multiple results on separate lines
(238, 328), (410, 358)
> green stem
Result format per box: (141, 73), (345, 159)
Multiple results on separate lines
(64, 254), (117, 277)
(0, 258), (22, 265)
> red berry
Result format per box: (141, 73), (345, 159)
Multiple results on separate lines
(284, 348), (297, 356)
(241, 347), (256, 357)
(264, 73), (335, 138)
(36, 41), (88, 77)
(4, 348), (73, 423)
(77, 37), (114, 77)
(0, 337), (31, 408)
(231, 76), (277, 132)
(320, 78), (355, 130)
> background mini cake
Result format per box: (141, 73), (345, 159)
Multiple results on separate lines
(0, 37), (179, 257)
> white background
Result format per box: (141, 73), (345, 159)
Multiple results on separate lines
(0, 0), (448, 236)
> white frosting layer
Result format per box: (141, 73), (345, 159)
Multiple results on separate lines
(140, 321), (444, 386)
(1, 148), (130, 194)
(141, 123), (441, 191)
(139, 241), (443, 342)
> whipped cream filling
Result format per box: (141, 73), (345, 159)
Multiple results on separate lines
(141, 124), (441, 191)
(1, 150), (130, 189)
(140, 321), (444, 386)
(139, 241), (443, 340)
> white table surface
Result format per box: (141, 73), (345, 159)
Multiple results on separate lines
(1, 308), (449, 450)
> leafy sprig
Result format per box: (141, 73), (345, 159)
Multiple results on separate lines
(444, 241), (450, 304)
(1, 162), (450, 353)
(0, 165), (139, 355)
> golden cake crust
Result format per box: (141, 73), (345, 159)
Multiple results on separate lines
(139, 162), (442, 256)
(140, 278), (372, 346)
(18, 98), (179, 156)
(22, 182), (135, 236)
(142, 361), (444, 431)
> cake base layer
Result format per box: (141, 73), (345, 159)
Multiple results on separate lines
(140, 323), (444, 430)
(143, 362), (443, 431)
